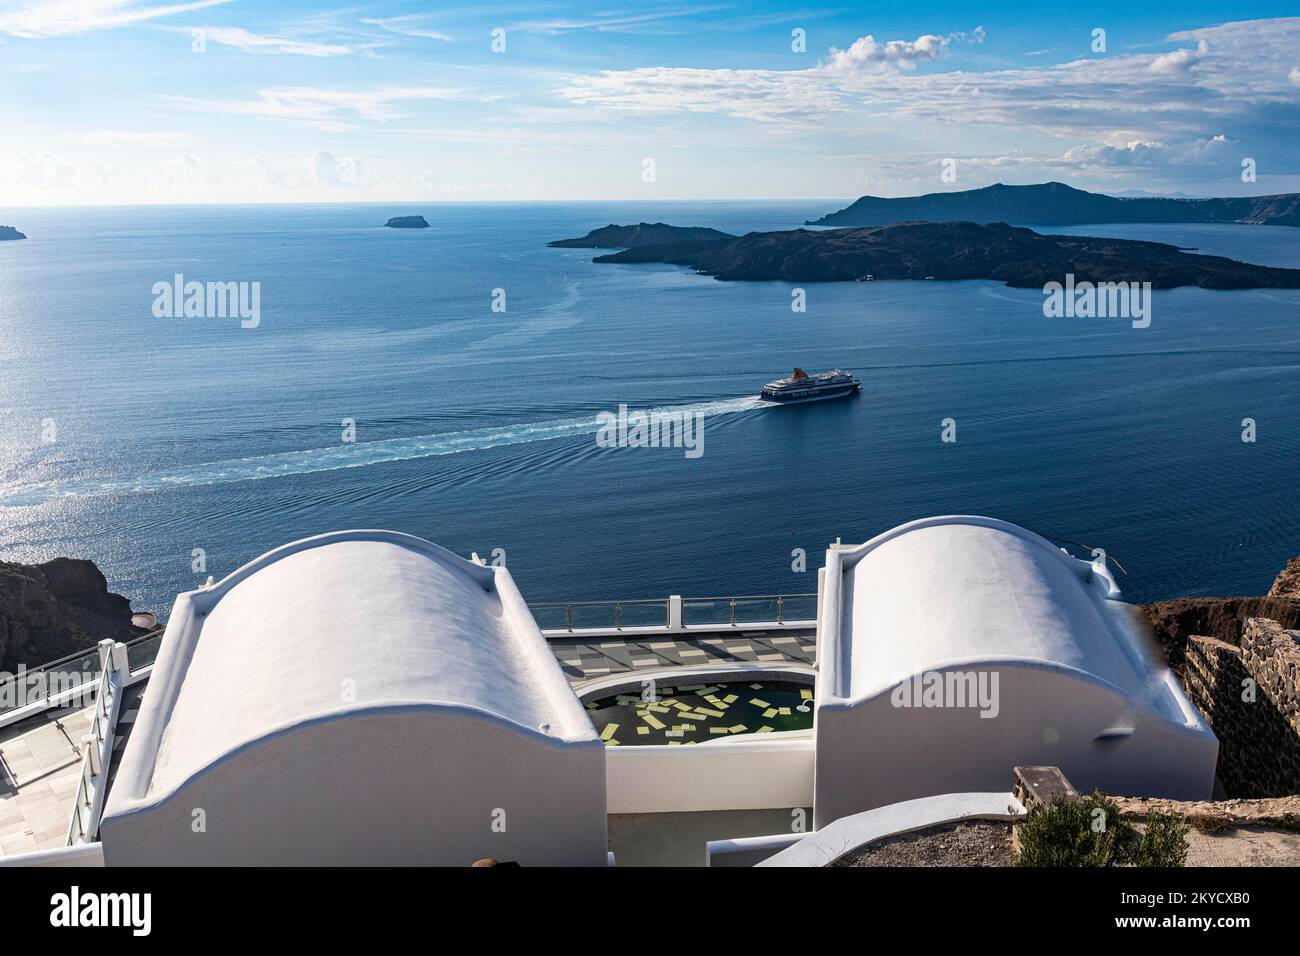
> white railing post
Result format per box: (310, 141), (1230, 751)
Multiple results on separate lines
(668, 595), (684, 631)
(82, 734), (100, 777)
(110, 641), (130, 680)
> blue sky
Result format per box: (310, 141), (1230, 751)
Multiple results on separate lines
(1, 1), (1298, 204)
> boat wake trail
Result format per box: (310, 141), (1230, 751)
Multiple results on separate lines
(2, 396), (765, 507)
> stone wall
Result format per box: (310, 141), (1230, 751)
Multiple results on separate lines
(1142, 596), (1300, 674)
(1182, 618), (1300, 797)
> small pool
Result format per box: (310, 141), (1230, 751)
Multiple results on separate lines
(583, 678), (814, 746)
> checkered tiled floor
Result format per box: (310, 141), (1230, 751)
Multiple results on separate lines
(549, 628), (817, 685)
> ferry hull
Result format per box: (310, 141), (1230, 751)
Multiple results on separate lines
(760, 382), (861, 404)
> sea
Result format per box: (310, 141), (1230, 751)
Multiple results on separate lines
(0, 202), (1297, 615)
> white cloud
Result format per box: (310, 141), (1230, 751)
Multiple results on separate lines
(254, 151), (365, 187)
(511, 8), (727, 35)
(164, 152), (205, 187)
(13, 152), (76, 186)
(1148, 41), (1208, 75)
(1061, 135), (1236, 168)
(825, 33), (949, 73)
(359, 16), (450, 42)
(76, 130), (198, 147)
(159, 86), (463, 131)
(1290, 66), (1300, 86)
(559, 17), (1300, 139)
(0, 0), (234, 38)
(561, 65), (842, 122)
(185, 26), (356, 57)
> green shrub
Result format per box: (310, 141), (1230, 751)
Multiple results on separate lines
(1016, 791), (1188, 867)
(1129, 812), (1191, 867)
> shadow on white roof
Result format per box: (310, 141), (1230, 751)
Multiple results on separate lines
(111, 530), (596, 807)
(822, 516), (1175, 706)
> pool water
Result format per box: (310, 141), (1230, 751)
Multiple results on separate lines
(583, 679), (814, 746)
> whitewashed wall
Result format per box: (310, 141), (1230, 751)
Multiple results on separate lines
(605, 735), (814, 814)
(100, 709), (607, 866)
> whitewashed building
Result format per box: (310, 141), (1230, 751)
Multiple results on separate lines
(98, 530), (607, 866)
(812, 516), (1218, 826)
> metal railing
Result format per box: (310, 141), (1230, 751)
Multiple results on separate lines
(531, 593), (816, 633)
(0, 628), (163, 722)
(66, 642), (123, 845)
(125, 629), (165, 673)
(682, 593), (816, 627)
(530, 598), (670, 633)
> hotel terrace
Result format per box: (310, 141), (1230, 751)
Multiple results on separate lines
(0, 517), (1229, 866)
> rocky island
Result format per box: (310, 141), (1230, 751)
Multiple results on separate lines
(808, 182), (1300, 228)
(384, 215), (429, 229)
(549, 222), (735, 249)
(0, 226), (27, 241)
(576, 220), (1300, 289)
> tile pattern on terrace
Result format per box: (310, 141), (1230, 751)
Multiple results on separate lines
(0, 704), (92, 857)
(550, 628), (817, 686)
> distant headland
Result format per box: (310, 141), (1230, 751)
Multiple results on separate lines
(549, 222), (735, 249)
(385, 215), (429, 229)
(807, 182), (1300, 228)
(559, 220), (1300, 290)
(0, 226), (27, 241)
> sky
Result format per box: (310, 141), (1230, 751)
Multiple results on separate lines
(1, 1), (1298, 205)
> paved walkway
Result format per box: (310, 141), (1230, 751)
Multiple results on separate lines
(0, 704), (92, 857)
(1185, 826), (1300, 865)
(548, 627), (817, 685)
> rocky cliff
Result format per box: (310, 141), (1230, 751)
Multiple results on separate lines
(1141, 559), (1300, 672)
(0, 559), (146, 672)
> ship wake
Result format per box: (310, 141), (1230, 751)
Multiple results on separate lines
(1, 396), (765, 506)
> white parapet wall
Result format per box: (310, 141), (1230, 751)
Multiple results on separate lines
(0, 842), (105, 868)
(756, 791), (1026, 867)
(706, 832), (806, 867)
(606, 735), (815, 814)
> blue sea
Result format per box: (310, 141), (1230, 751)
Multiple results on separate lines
(0, 202), (1297, 614)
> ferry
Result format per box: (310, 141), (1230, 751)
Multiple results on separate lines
(760, 368), (861, 403)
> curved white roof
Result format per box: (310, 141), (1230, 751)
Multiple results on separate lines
(821, 516), (1169, 704)
(112, 531), (596, 805)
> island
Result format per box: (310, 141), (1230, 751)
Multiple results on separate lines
(807, 182), (1300, 229)
(0, 225), (27, 241)
(579, 220), (1300, 290)
(549, 222), (735, 249)
(384, 215), (429, 229)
